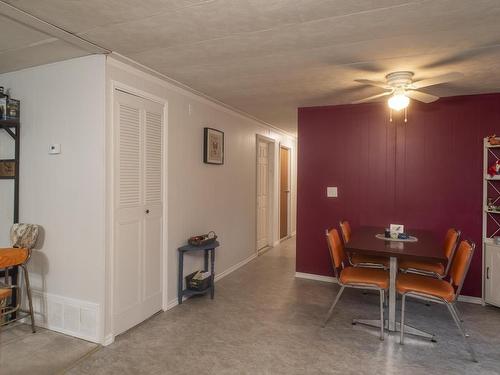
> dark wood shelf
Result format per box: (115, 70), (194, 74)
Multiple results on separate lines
(0, 119), (20, 128)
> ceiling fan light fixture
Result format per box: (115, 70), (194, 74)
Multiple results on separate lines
(388, 93), (410, 111)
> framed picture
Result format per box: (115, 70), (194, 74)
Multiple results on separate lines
(0, 159), (15, 178)
(203, 127), (224, 165)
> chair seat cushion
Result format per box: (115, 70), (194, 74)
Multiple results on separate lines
(0, 248), (29, 268)
(399, 259), (445, 276)
(351, 254), (389, 267)
(397, 273), (455, 302)
(0, 288), (12, 300)
(340, 267), (389, 289)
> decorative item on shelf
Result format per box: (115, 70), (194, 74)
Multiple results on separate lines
(488, 198), (494, 210)
(390, 224), (404, 239)
(488, 160), (500, 177)
(203, 127), (224, 165)
(488, 134), (500, 146)
(185, 270), (211, 291)
(0, 86), (20, 121)
(0, 159), (15, 178)
(188, 231), (218, 246)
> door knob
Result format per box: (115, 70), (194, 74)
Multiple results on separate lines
(145, 209), (150, 214)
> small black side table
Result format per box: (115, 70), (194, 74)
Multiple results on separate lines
(177, 241), (220, 305)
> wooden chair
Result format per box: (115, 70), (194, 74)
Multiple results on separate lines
(323, 228), (389, 340)
(399, 228), (460, 279)
(397, 240), (477, 362)
(0, 224), (39, 332)
(339, 220), (389, 269)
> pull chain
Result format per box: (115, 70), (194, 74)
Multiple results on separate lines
(404, 107), (407, 123)
(389, 108), (393, 122)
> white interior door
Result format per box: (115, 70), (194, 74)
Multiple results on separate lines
(257, 140), (270, 250)
(113, 90), (164, 335)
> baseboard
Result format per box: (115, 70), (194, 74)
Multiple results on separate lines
(273, 240), (280, 247)
(102, 334), (115, 346)
(295, 272), (337, 283)
(257, 246), (272, 256)
(29, 290), (101, 343)
(458, 295), (483, 305)
(214, 253), (258, 282)
(291, 231), (296, 237)
(165, 252), (259, 310)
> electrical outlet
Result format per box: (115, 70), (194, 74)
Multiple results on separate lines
(327, 187), (338, 198)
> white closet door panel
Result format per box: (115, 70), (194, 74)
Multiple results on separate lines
(144, 207), (162, 300)
(144, 110), (162, 204)
(117, 102), (141, 207)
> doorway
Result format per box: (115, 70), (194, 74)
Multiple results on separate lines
(112, 89), (164, 336)
(279, 146), (290, 239)
(256, 137), (274, 252)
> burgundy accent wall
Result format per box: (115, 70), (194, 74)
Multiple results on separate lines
(297, 93), (500, 297)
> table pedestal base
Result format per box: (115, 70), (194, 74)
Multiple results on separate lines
(352, 319), (435, 341)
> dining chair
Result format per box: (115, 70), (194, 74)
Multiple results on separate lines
(397, 239), (477, 362)
(339, 220), (389, 269)
(399, 228), (460, 279)
(323, 228), (389, 340)
(0, 223), (39, 333)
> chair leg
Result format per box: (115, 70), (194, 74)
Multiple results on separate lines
(323, 285), (345, 327)
(446, 302), (477, 362)
(400, 294), (406, 345)
(22, 265), (36, 333)
(379, 289), (385, 341)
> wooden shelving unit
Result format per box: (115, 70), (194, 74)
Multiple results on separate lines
(0, 119), (20, 223)
(483, 137), (500, 308)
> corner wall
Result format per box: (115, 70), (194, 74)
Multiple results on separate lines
(104, 57), (297, 340)
(0, 55), (107, 342)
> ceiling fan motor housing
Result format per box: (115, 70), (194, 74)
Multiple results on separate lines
(385, 71), (414, 89)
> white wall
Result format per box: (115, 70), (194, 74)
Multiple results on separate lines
(0, 54), (296, 344)
(0, 55), (106, 342)
(105, 58), (297, 340)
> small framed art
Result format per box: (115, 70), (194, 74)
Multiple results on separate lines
(203, 127), (224, 165)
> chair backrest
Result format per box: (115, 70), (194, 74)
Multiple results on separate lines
(10, 223), (39, 250)
(339, 220), (351, 244)
(449, 240), (475, 298)
(325, 228), (346, 277)
(443, 228), (460, 266)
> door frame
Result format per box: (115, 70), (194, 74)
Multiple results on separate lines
(255, 134), (276, 254)
(107, 80), (168, 341)
(279, 144), (292, 240)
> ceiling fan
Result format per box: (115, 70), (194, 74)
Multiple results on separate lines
(352, 71), (464, 111)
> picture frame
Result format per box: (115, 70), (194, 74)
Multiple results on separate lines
(0, 159), (15, 179)
(203, 127), (224, 165)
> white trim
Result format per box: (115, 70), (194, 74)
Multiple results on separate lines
(108, 55), (296, 139)
(291, 231), (297, 237)
(102, 334), (115, 346)
(295, 272), (338, 283)
(258, 246), (272, 256)
(214, 253), (258, 282)
(458, 295), (483, 305)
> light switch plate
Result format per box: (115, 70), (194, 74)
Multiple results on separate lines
(327, 187), (338, 198)
(49, 144), (61, 154)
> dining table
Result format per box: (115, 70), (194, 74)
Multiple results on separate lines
(345, 226), (445, 339)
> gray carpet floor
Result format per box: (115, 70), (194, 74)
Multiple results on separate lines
(3, 237), (500, 374)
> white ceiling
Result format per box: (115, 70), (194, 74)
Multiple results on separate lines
(1, 0), (500, 134)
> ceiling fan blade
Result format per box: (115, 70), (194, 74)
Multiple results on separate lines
(354, 79), (392, 90)
(411, 72), (463, 89)
(406, 90), (440, 103)
(352, 91), (392, 104)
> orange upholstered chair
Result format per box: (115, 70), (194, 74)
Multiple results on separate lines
(0, 224), (39, 332)
(397, 240), (477, 362)
(399, 228), (460, 278)
(339, 220), (389, 269)
(323, 228), (389, 340)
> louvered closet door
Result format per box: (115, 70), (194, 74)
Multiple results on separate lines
(113, 90), (164, 336)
